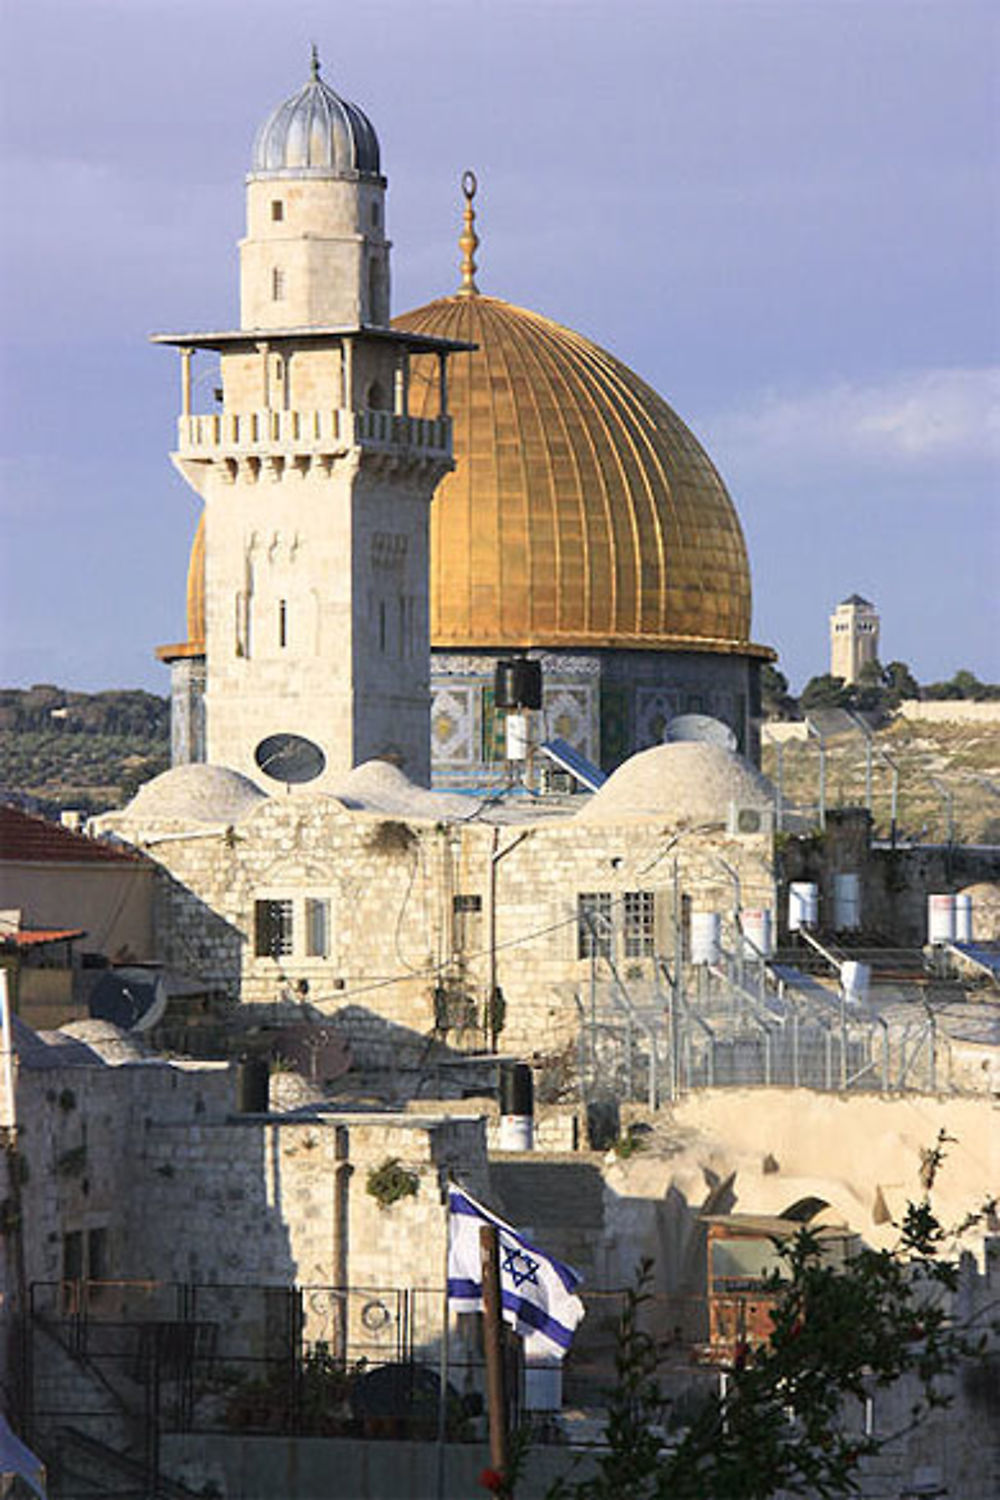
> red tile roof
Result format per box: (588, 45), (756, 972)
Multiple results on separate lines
(1, 927), (86, 948)
(0, 805), (142, 865)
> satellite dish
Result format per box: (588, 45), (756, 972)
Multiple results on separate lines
(89, 968), (167, 1033)
(666, 714), (738, 752)
(254, 733), (326, 785)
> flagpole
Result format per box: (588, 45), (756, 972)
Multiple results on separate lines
(436, 1185), (451, 1500)
(480, 1223), (509, 1477)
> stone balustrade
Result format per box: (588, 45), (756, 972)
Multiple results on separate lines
(177, 408), (451, 460)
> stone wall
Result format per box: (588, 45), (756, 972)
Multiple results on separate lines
(11, 1049), (488, 1299)
(899, 699), (1000, 724)
(98, 794), (775, 1059)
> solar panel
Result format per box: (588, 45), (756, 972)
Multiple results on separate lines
(539, 738), (607, 792)
(949, 941), (1000, 978)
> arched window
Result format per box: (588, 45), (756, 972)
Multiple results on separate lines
(367, 380), (388, 411)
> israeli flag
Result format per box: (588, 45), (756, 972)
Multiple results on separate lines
(447, 1185), (585, 1359)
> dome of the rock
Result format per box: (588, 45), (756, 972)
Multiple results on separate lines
(158, 171), (772, 781)
(394, 291), (757, 655)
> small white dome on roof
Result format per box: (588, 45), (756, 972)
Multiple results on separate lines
(124, 764), (267, 825)
(330, 760), (472, 820)
(58, 1019), (148, 1063)
(576, 741), (775, 826)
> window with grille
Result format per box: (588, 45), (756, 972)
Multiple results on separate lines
(624, 890), (656, 957)
(305, 898), (330, 958)
(254, 899), (293, 958)
(577, 892), (613, 960)
(271, 266), (285, 301)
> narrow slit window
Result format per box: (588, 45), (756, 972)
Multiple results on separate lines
(278, 599), (287, 648)
(271, 200), (284, 222)
(272, 266), (285, 301)
(305, 898), (330, 958)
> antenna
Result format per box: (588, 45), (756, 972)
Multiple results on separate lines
(89, 968), (167, 1033)
(254, 733), (327, 788)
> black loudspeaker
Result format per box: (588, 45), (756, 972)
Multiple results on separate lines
(499, 1061), (534, 1117)
(236, 1058), (270, 1113)
(494, 658), (543, 710)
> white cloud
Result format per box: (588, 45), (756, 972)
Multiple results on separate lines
(705, 367), (1000, 473)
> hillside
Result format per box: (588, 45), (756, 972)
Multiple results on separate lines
(762, 714), (1000, 845)
(0, 686), (169, 815)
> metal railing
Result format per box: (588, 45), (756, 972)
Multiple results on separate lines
(576, 936), (942, 1106)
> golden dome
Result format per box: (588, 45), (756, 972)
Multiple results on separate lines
(394, 291), (760, 654)
(170, 211), (766, 660)
(157, 509), (205, 662)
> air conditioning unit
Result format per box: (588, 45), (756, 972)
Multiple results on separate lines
(727, 801), (774, 837)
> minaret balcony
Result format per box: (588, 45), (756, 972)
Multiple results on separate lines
(176, 407), (452, 463)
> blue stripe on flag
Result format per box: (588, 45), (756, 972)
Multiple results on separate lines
(448, 1186), (581, 1294)
(500, 1289), (576, 1350)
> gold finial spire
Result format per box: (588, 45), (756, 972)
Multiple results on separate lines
(458, 170), (480, 296)
(310, 43), (321, 81)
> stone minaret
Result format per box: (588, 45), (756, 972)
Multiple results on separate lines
(154, 56), (468, 789)
(829, 594), (880, 684)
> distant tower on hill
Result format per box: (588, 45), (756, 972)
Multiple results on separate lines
(829, 595), (880, 684)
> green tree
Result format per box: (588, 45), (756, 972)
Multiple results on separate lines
(882, 660), (920, 707)
(799, 674), (850, 711)
(545, 1134), (994, 1500)
(922, 668), (1000, 702)
(760, 664), (797, 720)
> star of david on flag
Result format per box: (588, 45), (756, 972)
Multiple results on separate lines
(447, 1185), (585, 1359)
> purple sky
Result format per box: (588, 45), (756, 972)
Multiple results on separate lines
(1, 0), (997, 695)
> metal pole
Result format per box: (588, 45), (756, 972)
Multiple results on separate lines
(666, 979), (677, 1103)
(776, 743), (785, 832)
(0, 968), (16, 1132)
(480, 1225), (509, 1478)
(436, 1207), (451, 1500)
(890, 767), (899, 848)
(818, 739), (827, 831)
(840, 989), (848, 1091)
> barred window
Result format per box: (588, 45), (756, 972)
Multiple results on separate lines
(578, 892), (613, 960)
(254, 899), (293, 958)
(624, 890), (656, 958)
(271, 266), (286, 301)
(305, 898), (330, 959)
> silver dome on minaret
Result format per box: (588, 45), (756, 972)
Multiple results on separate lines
(251, 48), (381, 180)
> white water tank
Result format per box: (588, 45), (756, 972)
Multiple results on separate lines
(927, 894), (956, 945)
(789, 882), (819, 932)
(505, 712), (529, 761)
(741, 908), (774, 958)
(841, 960), (871, 1003)
(690, 911), (722, 965)
(954, 893), (973, 943)
(833, 873), (862, 931)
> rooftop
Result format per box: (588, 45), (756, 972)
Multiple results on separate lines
(0, 805), (143, 865)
